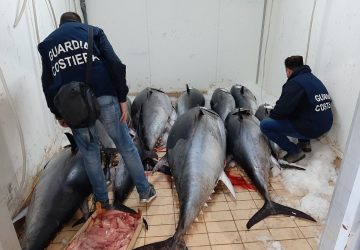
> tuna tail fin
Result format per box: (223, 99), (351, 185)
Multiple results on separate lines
(65, 132), (77, 152)
(186, 84), (190, 94)
(246, 201), (316, 229)
(134, 236), (187, 250)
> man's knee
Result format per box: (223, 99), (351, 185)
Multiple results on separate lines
(260, 118), (272, 134)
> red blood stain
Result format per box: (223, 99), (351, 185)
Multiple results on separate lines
(225, 170), (256, 191)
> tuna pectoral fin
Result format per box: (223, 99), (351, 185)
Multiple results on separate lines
(246, 201), (316, 229)
(219, 171), (236, 199)
(134, 236), (187, 250)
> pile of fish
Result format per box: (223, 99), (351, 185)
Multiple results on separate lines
(19, 83), (316, 250)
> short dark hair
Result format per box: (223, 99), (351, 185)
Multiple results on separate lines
(60, 12), (81, 25)
(284, 56), (304, 70)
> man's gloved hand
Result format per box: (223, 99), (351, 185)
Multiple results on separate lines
(119, 102), (128, 124)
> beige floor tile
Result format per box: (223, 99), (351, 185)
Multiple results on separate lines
(129, 189), (139, 199)
(186, 222), (208, 234)
(211, 244), (245, 250)
(203, 201), (229, 212)
(147, 204), (174, 215)
(146, 224), (175, 237)
(204, 211), (233, 222)
(294, 218), (320, 227)
(134, 237), (145, 248)
(52, 230), (77, 244)
(144, 235), (169, 244)
(208, 193), (227, 203)
(208, 232), (242, 245)
(156, 188), (173, 197)
(239, 229), (271, 243)
(264, 217), (297, 228)
(235, 219), (267, 231)
(228, 200), (257, 210)
(225, 191), (253, 201)
(299, 226), (322, 238)
(253, 199), (265, 208)
(184, 233), (210, 246)
(249, 191), (262, 200)
(147, 172), (172, 182)
(46, 243), (65, 250)
(188, 246), (212, 250)
(278, 239), (312, 250)
(206, 221), (237, 233)
(307, 237), (319, 250)
(149, 196), (174, 206)
(139, 227), (146, 237)
(123, 198), (145, 208)
(153, 181), (172, 189)
(145, 214), (175, 225)
(231, 209), (258, 220)
(269, 227), (304, 240)
(243, 242), (267, 250)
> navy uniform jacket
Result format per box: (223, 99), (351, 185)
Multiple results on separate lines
(270, 65), (333, 138)
(38, 20), (128, 118)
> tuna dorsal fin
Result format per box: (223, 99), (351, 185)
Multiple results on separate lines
(147, 89), (153, 99)
(186, 84), (190, 94)
(237, 109), (243, 120)
(198, 108), (205, 118)
(240, 86), (244, 94)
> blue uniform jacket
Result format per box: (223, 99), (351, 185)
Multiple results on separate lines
(270, 65), (333, 138)
(38, 21), (129, 118)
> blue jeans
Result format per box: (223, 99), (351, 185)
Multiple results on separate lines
(260, 118), (310, 154)
(72, 96), (149, 202)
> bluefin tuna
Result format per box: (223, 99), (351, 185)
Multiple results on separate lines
(230, 84), (258, 114)
(21, 135), (92, 250)
(131, 88), (177, 157)
(135, 107), (235, 250)
(210, 88), (236, 121)
(225, 110), (315, 229)
(176, 84), (205, 116)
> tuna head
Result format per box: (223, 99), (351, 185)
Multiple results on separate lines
(210, 88), (236, 121)
(132, 88), (176, 152)
(230, 84), (258, 114)
(176, 84), (205, 116)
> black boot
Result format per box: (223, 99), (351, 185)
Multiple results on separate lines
(297, 140), (311, 153)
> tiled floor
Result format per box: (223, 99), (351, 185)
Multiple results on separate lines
(47, 167), (322, 250)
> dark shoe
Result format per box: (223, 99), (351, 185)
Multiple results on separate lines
(140, 184), (157, 203)
(297, 141), (312, 153)
(283, 151), (305, 163)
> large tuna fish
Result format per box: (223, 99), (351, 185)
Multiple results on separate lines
(230, 84), (258, 114)
(135, 107), (235, 250)
(225, 110), (315, 229)
(210, 88), (236, 121)
(21, 134), (134, 250)
(175, 84), (205, 116)
(22, 136), (92, 250)
(131, 88), (177, 157)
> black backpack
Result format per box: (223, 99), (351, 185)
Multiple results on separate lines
(53, 26), (100, 129)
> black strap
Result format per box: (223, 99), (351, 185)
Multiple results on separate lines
(86, 26), (93, 85)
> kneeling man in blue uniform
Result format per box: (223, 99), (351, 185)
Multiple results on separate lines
(260, 55), (333, 163)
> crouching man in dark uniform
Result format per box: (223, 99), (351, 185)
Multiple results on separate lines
(260, 55), (333, 163)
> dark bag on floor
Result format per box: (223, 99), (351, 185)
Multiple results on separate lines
(53, 26), (100, 129)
